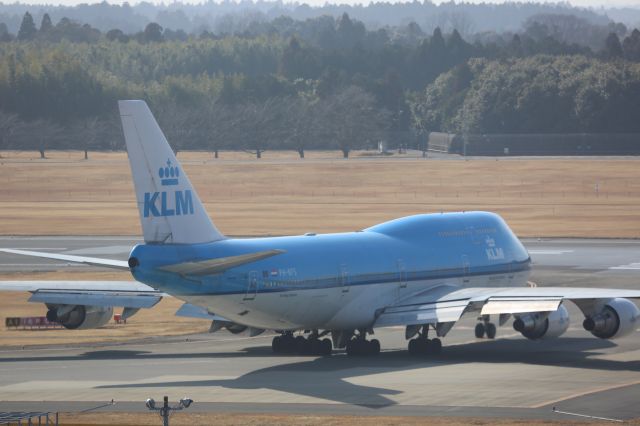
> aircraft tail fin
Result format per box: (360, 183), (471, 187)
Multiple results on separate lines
(118, 100), (225, 244)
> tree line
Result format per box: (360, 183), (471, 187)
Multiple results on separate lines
(1, 1), (631, 37)
(0, 11), (640, 158)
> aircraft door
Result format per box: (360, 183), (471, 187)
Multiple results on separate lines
(396, 259), (407, 301)
(244, 270), (259, 301)
(339, 263), (349, 293)
(461, 255), (470, 284)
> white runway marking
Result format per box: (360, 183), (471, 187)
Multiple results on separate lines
(528, 250), (574, 255)
(0, 263), (79, 267)
(610, 263), (640, 270)
(3, 248), (67, 251)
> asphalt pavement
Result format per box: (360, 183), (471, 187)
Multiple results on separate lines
(0, 236), (639, 421)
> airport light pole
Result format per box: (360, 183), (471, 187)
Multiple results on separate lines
(145, 395), (193, 426)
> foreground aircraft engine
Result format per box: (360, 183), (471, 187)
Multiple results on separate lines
(513, 305), (570, 340)
(209, 320), (250, 335)
(46, 305), (113, 330)
(583, 298), (640, 339)
(225, 323), (248, 334)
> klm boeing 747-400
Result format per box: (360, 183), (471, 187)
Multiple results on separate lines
(2, 100), (640, 356)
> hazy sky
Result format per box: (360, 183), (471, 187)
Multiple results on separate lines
(14, 0), (640, 8)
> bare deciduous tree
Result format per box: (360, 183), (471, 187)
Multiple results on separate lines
(69, 116), (109, 159)
(155, 103), (201, 155)
(320, 86), (388, 158)
(15, 119), (65, 159)
(282, 97), (321, 159)
(237, 98), (287, 159)
(0, 112), (23, 157)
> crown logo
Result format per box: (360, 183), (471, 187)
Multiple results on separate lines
(485, 236), (495, 248)
(158, 159), (180, 186)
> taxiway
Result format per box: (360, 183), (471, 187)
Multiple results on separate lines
(0, 236), (639, 421)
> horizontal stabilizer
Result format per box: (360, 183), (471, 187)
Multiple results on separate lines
(159, 249), (285, 276)
(0, 248), (129, 270)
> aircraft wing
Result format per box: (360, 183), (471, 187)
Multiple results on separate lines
(374, 286), (640, 328)
(0, 248), (129, 270)
(0, 280), (163, 309)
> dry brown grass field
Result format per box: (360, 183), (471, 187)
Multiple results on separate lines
(2, 151), (640, 424)
(1, 150), (639, 346)
(1, 150), (639, 238)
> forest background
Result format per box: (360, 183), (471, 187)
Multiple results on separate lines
(1, 1), (640, 158)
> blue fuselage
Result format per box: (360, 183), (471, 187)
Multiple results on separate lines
(129, 211), (530, 329)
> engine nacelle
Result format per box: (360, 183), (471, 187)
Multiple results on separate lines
(47, 305), (113, 330)
(583, 298), (640, 339)
(225, 323), (248, 334)
(513, 305), (570, 340)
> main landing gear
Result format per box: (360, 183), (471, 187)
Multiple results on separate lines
(346, 331), (380, 356)
(407, 325), (442, 356)
(272, 332), (332, 356)
(474, 315), (497, 339)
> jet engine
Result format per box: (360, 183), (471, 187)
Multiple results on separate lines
(513, 304), (570, 340)
(583, 298), (640, 339)
(46, 305), (113, 330)
(225, 323), (248, 334)
(209, 320), (248, 334)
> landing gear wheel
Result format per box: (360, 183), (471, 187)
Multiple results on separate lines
(274, 334), (334, 356)
(310, 338), (321, 355)
(320, 338), (333, 356)
(346, 339), (358, 356)
(281, 334), (296, 353)
(474, 323), (486, 338)
(485, 323), (497, 339)
(273, 334), (296, 354)
(415, 338), (428, 354)
(370, 339), (381, 355)
(430, 338), (442, 355)
(408, 338), (419, 355)
(346, 338), (379, 356)
(272, 336), (282, 353)
(295, 335), (308, 354)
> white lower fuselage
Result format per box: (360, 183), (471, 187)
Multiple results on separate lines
(180, 270), (531, 331)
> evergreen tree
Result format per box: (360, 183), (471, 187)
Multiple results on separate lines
(0, 22), (12, 42)
(143, 22), (164, 43)
(604, 32), (623, 59)
(623, 29), (640, 62)
(40, 13), (53, 33)
(17, 12), (37, 41)
(106, 28), (128, 42)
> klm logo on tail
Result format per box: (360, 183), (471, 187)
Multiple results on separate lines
(144, 159), (194, 218)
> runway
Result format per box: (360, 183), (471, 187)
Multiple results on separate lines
(1, 236), (640, 420)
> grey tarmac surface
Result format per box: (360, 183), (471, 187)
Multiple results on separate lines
(0, 236), (640, 420)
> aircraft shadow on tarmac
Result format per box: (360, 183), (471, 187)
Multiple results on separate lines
(85, 337), (640, 407)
